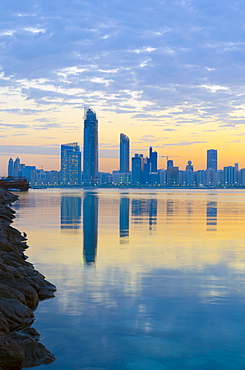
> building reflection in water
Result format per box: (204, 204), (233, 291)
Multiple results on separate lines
(206, 201), (217, 231)
(61, 196), (82, 229)
(131, 199), (157, 230)
(120, 198), (130, 239)
(83, 193), (98, 266)
(166, 199), (174, 219)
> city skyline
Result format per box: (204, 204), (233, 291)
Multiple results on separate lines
(5, 139), (245, 174)
(1, 1), (245, 175)
(6, 144), (245, 188)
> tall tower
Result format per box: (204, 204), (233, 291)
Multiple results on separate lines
(207, 149), (217, 171)
(83, 108), (98, 186)
(120, 133), (130, 173)
(60, 142), (81, 185)
(13, 157), (20, 177)
(132, 154), (144, 185)
(8, 158), (14, 177)
(149, 147), (157, 172)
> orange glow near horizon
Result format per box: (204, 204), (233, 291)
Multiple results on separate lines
(1, 107), (245, 175)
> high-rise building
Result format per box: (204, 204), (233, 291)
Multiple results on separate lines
(8, 158), (13, 177)
(83, 108), (98, 186)
(224, 166), (235, 186)
(120, 133), (130, 173)
(13, 157), (20, 177)
(207, 149), (217, 171)
(132, 154), (144, 185)
(166, 160), (179, 186)
(149, 147), (157, 172)
(60, 142), (81, 185)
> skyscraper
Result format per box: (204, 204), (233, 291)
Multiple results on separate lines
(83, 108), (98, 185)
(207, 149), (217, 171)
(60, 142), (81, 185)
(13, 157), (20, 177)
(120, 133), (130, 173)
(8, 158), (13, 177)
(132, 154), (144, 185)
(149, 147), (157, 172)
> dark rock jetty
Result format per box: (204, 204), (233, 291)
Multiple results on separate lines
(0, 188), (56, 369)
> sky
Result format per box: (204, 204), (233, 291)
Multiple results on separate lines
(1, 0), (245, 175)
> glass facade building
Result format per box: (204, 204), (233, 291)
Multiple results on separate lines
(8, 158), (13, 177)
(83, 108), (98, 185)
(120, 133), (130, 173)
(61, 142), (81, 185)
(207, 149), (217, 171)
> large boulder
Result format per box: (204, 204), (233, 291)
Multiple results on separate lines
(0, 333), (24, 370)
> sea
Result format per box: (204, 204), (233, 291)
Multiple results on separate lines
(12, 188), (245, 370)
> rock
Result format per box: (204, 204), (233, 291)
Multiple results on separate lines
(0, 188), (56, 368)
(0, 313), (9, 334)
(22, 327), (41, 340)
(0, 298), (34, 332)
(0, 283), (26, 306)
(0, 332), (24, 370)
(9, 331), (55, 367)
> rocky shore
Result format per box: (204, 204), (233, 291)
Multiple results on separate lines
(0, 188), (56, 369)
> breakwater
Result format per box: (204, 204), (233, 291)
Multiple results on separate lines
(0, 189), (56, 369)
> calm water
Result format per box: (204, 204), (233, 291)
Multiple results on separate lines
(12, 188), (245, 370)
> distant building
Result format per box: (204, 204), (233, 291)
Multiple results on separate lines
(207, 149), (217, 171)
(185, 160), (194, 186)
(83, 108), (98, 186)
(149, 147), (157, 172)
(224, 166), (235, 186)
(132, 154), (144, 185)
(120, 133), (130, 173)
(158, 169), (167, 186)
(99, 172), (112, 185)
(13, 157), (20, 177)
(205, 168), (215, 186)
(35, 169), (48, 185)
(215, 170), (224, 187)
(195, 170), (205, 186)
(8, 158), (13, 177)
(143, 147), (158, 185)
(22, 166), (36, 185)
(47, 170), (60, 185)
(240, 168), (245, 185)
(167, 160), (179, 186)
(61, 142), (81, 185)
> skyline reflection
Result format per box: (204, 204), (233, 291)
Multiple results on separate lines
(206, 201), (218, 231)
(83, 192), (98, 266)
(131, 198), (157, 230)
(119, 197), (130, 238)
(60, 196), (81, 229)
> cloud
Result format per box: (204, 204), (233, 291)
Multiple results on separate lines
(0, 144), (59, 155)
(1, 0), (245, 162)
(0, 108), (45, 115)
(0, 123), (30, 129)
(163, 140), (207, 146)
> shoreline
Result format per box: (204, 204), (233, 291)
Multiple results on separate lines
(0, 188), (56, 369)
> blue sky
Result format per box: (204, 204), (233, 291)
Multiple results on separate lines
(1, 0), (245, 173)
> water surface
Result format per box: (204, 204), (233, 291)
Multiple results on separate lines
(13, 189), (245, 369)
